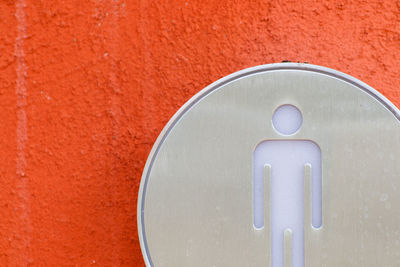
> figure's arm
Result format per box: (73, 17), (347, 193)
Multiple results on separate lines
(311, 158), (322, 229)
(264, 164), (272, 266)
(305, 146), (322, 229)
(304, 164), (312, 228)
(263, 164), (271, 231)
(254, 161), (270, 229)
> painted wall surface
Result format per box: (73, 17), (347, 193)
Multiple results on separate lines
(0, 0), (399, 266)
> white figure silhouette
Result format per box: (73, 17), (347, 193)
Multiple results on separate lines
(253, 105), (322, 267)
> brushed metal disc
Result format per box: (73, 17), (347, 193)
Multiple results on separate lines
(138, 63), (400, 266)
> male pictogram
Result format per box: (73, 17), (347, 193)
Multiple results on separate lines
(254, 105), (322, 267)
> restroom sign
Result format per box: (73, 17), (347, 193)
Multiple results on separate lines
(138, 63), (400, 267)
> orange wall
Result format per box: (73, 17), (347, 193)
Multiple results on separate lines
(0, 0), (399, 266)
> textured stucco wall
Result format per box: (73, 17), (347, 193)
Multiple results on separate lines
(0, 0), (399, 266)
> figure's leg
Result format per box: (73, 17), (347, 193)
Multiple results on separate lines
(284, 229), (292, 267)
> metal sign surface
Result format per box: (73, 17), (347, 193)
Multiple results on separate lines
(138, 63), (400, 266)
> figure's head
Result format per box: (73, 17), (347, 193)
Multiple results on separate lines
(272, 104), (303, 136)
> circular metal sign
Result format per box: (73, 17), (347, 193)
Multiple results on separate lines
(138, 63), (400, 267)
